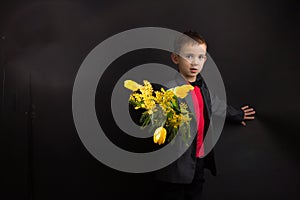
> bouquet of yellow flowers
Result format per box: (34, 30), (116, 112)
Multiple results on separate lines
(124, 80), (194, 145)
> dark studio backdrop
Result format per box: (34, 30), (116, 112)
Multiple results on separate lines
(0, 0), (299, 199)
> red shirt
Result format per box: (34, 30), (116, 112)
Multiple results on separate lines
(191, 86), (205, 158)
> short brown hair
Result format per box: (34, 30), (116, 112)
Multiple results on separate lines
(174, 31), (207, 53)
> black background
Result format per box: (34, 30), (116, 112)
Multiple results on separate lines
(0, 0), (299, 199)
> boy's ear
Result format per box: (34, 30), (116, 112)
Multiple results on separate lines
(171, 53), (179, 64)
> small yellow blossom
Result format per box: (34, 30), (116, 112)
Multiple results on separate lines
(153, 127), (167, 145)
(124, 80), (141, 91)
(173, 85), (194, 98)
(180, 102), (188, 110)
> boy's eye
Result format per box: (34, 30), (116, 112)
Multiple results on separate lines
(185, 55), (193, 59)
(199, 55), (207, 60)
(185, 54), (206, 60)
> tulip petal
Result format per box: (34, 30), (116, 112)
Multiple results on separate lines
(124, 80), (141, 91)
(173, 85), (194, 98)
(153, 127), (167, 145)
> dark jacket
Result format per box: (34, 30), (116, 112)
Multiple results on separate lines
(150, 74), (244, 184)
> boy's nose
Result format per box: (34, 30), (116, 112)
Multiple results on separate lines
(191, 58), (200, 65)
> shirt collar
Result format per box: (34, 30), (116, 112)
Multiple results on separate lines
(189, 74), (203, 87)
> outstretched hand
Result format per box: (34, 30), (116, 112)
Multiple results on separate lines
(240, 105), (255, 126)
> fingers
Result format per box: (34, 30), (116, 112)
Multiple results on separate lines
(244, 108), (254, 112)
(241, 105), (256, 123)
(242, 106), (255, 112)
(244, 116), (255, 120)
(245, 111), (255, 116)
(241, 105), (249, 110)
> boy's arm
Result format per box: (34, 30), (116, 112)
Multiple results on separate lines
(211, 94), (255, 126)
(226, 104), (244, 123)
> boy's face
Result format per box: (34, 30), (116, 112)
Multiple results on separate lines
(171, 42), (207, 82)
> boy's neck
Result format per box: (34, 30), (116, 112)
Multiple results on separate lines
(183, 76), (197, 83)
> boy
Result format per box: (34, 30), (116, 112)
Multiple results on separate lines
(152, 31), (255, 200)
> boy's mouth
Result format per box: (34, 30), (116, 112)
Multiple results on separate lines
(190, 68), (198, 73)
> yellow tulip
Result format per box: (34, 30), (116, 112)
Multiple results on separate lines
(173, 85), (194, 98)
(153, 127), (167, 145)
(124, 80), (141, 91)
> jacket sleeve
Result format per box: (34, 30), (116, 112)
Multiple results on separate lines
(211, 94), (244, 124)
(226, 105), (244, 123)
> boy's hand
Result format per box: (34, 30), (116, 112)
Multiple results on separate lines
(240, 105), (255, 126)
